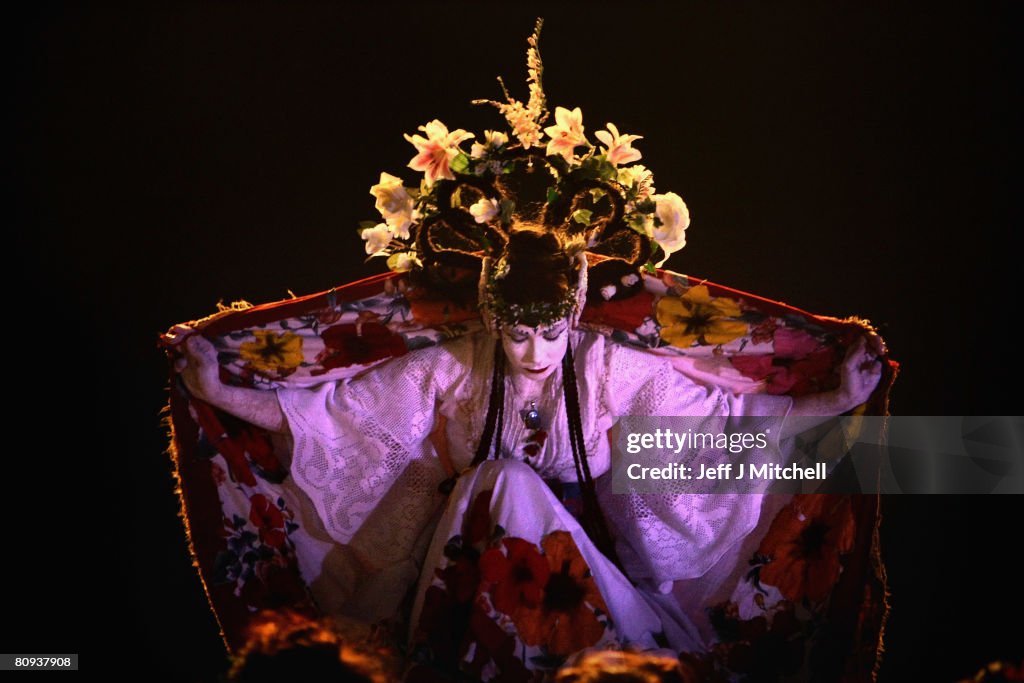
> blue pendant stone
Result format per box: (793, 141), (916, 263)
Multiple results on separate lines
(520, 406), (542, 430)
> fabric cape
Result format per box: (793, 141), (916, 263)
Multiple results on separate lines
(159, 267), (896, 681)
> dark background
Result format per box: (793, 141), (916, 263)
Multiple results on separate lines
(11, 3), (1021, 680)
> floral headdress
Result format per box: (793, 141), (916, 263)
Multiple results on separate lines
(360, 19), (690, 328)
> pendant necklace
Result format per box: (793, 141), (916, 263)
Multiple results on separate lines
(520, 401), (543, 430)
(511, 372), (555, 432)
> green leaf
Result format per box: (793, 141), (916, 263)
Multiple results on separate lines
(547, 154), (570, 175)
(450, 152), (470, 174)
(635, 198), (656, 214)
(450, 186), (463, 208)
(643, 261), (657, 274)
(386, 253), (412, 272)
(649, 243), (662, 261)
(571, 208), (593, 226)
(589, 188), (607, 202)
(577, 155), (616, 182)
(627, 213), (648, 232)
(546, 187), (559, 205)
(575, 160), (598, 181)
(499, 199), (516, 224)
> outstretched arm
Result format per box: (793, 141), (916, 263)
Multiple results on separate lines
(780, 334), (885, 439)
(174, 335), (289, 435)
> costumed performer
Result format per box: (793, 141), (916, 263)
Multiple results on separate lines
(168, 19), (888, 682)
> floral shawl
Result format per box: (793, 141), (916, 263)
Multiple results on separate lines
(159, 268), (896, 680)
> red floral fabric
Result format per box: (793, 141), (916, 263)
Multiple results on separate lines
(160, 268), (895, 679)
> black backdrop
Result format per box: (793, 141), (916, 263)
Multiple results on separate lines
(11, 3), (1022, 680)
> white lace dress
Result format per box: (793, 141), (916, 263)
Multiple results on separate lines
(276, 329), (792, 678)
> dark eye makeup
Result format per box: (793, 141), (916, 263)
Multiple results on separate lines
(506, 326), (566, 343)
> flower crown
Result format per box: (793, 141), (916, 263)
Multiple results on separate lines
(359, 19), (690, 315)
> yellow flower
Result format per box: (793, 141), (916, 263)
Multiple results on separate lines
(656, 285), (747, 347)
(239, 330), (304, 374)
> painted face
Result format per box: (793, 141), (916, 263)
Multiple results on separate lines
(500, 319), (570, 381)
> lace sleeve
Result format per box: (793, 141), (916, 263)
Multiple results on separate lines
(276, 338), (472, 545)
(597, 342), (794, 588)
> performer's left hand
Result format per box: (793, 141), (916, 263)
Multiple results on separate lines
(834, 334), (885, 410)
(783, 333), (886, 437)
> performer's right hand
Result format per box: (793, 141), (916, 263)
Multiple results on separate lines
(175, 335), (222, 403)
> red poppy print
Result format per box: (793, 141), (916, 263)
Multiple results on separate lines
(313, 322), (407, 374)
(248, 493), (287, 549)
(480, 537), (550, 616)
(239, 557), (309, 609)
(230, 419), (287, 482)
(583, 289), (655, 331)
(730, 328), (839, 396)
(756, 494), (856, 603)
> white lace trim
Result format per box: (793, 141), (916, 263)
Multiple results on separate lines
(278, 330), (792, 593)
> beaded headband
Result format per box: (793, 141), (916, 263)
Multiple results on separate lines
(476, 249), (589, 333)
